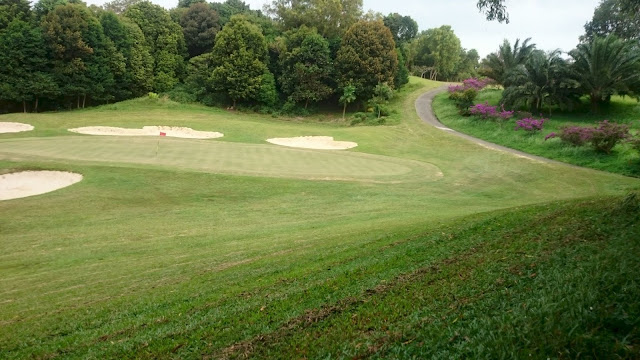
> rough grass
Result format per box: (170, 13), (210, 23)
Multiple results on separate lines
(434, 89), (640, 176)
(1, 78), (639, 358)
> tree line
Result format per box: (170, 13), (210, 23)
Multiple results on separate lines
(0, 0), (482, 114)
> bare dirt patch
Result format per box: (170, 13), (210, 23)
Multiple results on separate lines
(0, 171), (83, 200)
(266, 136), (357, 150)
(68, 126), (223, 139)
(0, 122), (34, 134)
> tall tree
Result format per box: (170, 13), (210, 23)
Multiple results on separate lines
(102, 0), (141, 15)
(209, 15), (269, 108)
(125, 1), (186, 92)
(336, 20), (397, 102)
(582, 0), (640, 42)
(411, 26), (462, 81)
(382, 13), (418, 44)
(453, 48), (480, 80)
(0, 19), (58, 112)
(480, 38), (536, 85)
(570, 35), (640, 112)
(0, 0), (31, 30)
(278, 26), (333, 108)
(502, 49), (579, 114)
(100, 11), (153, 99)
(266, 0), (363, 39)
(180, 2), (220, 58)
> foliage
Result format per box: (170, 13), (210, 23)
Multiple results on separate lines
(582, 0), (640, 42)
(411, 25), (462, 80)
(0, 0), (31, 30)
(278, 26), (333, 108)
(501, 49), (580, 114)
(336, 20), (398, 102)
(0, 19), (58, 112)
(570, 35), (640, 113)
(266, 0), (363, 39)
(124, 1), (186, 93)
(449, 88), (478, 113)
(558, 125), (594, 146)
(476, 0), (508, 23)
(257, 71), (278, 108)
(590, 120), (630, 153)
(394, 48), (409, 89)
(382, 13), (417, 44)
(453, 48), (480, 81)
(515, 117), (545, 132)
(209, 15), (269, 108)
(480, 38), (536, 86)
(339, 84), (356, 119)
(180, 2), (220, 58)
(368, 82), (393, 118)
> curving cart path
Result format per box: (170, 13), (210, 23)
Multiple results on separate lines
(415, 85), (578, 167)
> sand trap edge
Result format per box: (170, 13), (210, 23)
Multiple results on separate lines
(0, 122), (34, 134)
(266, 136), (358, 150)
(0, 171), (83, 201)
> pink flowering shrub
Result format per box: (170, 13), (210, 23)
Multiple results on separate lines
(469, 102), (497, 119)
(557, 120), (629, 153)
(559, 126), (593, 146)
(515, 117), (546, 132)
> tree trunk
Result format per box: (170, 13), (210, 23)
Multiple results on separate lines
(34, 97), (39, 113)
(82, 94), (86, 109)
(305, 99), (309, 109)
(342, 103), (347, 120)
(232, 99), (236, 109)
(23, 100), (26, 113)
(77, 96), (80, 109)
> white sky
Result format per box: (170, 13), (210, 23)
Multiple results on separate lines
(84, 0), (601, 58)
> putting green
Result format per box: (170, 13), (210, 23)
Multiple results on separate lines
(0, 136), (443, 183)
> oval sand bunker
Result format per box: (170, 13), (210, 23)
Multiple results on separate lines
(69, 126), (223, 139)
(266, 136), (357, 150)
(0, 171), (83, 200)
(0, 122), (34, 134)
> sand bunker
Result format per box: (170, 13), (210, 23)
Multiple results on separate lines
(68, 126), (223, 139)
(0, 122), (34, 134)
(0, 171), (83, 201)
(266, 136), (357, 150)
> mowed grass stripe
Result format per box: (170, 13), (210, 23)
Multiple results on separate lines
(0, 136), (442, 182)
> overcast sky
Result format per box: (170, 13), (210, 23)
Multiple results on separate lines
(85, 0), (602, 58)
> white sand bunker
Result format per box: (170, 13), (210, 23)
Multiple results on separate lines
(0, 171), (83, 201)
(266, 136), (357, 150)
(0, 122), (34, 134)
(68, 126), (223, 139)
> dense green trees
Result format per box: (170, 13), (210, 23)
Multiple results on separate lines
(411, 26), (462, 80)
(209, 15), (270, 108)
(278, 26), (333, 108)
(383, 13), (418, 44)
(124, 1), (186, 92)
(267, 0), (363, 39)
(501, 50), (578, 113)
(0, 0), (30, 30)
(336, 20), (398, 101)
(180, 2), (219, 58)
(0, 19), (57, 112)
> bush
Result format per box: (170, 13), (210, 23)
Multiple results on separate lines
(350, 112), (386, 126)
(469, 102), (497, 119)
(515, 117), (546, 132)
(166, 85), (196, 104)
(515, 111), (533, 119)
(559, 126), (593, 146)
(589, 120), (630, 154)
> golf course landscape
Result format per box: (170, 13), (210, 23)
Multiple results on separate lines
(1, 77), (639, 358)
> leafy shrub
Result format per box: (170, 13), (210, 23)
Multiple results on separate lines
(166, 85), (196, 104)
(469, 102), (497, 119)
(449, 88), (478, 113)
(559, 126), (593, 146)
(350, 112), (386, 126)
(148, 92), (159, 99)
(497, 105), (514, 121)
(515, 117), (546, 132)
(589, 120), (629, 154)
(629, 136), (640, 154)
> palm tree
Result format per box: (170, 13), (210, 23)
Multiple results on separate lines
(570, 35), (640, 113)
(480, 38), (536, 85)
(501, 49), (579, 114)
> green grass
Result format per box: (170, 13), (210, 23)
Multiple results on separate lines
(434, 89), (640, 176)
(1, 77), (639, 358)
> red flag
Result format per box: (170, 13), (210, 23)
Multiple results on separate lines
(159, 132), (166, 136)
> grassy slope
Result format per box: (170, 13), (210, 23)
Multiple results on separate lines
(434, 89), (640, 176)
(0, 78), (639, 358)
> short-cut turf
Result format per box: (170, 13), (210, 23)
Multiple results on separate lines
(1, 78), (639, 359)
